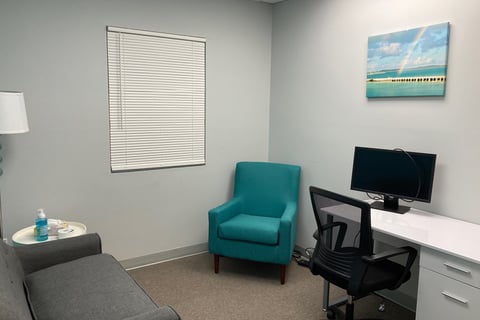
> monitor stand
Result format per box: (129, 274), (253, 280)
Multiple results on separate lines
(371, 196), (410, 214)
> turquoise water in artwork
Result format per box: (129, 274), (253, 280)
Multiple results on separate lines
(367, 82), (445, 97)
(366, 66), (447, 97)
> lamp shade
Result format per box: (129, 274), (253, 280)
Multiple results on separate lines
(0, 91), (29, 134)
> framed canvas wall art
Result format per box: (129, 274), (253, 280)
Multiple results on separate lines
(366, 22), (450, 98)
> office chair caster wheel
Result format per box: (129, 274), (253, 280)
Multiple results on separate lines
(326, 308), (336, 319)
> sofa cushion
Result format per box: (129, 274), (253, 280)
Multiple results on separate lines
(24, 253), (160, 320)
(0, 241), (33, 320)
(218, 214), (280, 245)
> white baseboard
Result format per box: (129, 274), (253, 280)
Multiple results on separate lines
(121, 242), (208, 270)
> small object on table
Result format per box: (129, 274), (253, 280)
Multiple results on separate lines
(57, 227), (75, 239)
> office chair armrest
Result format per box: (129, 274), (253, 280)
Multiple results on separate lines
(348, 246), (417, 296)
(362, 246), (418, 290)
(361, 246), (416, 264)
(316, 221), (348, 250)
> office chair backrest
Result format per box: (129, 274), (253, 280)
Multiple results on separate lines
(234, 162), (301, 218)
(309, 186), (373, 283)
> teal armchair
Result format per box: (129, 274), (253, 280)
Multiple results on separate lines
(208, 161), (301, 284)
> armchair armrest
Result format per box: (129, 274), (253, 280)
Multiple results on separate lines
(279, 202), (298, 259)
(208, 197), (243, 225)
(208, 197), (243, 253)
(14, 233), (102, 275)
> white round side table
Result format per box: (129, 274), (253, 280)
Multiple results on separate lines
(12, 219), (87, 245)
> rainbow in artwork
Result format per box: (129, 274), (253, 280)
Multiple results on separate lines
(366, 22), (450, 98)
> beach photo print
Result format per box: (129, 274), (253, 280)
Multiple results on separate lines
(366, 22), (450, 98)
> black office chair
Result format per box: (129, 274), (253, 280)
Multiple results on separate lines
(308, 186), (417, 320)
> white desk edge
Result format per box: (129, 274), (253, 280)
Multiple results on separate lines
(370, 206), (480, 264)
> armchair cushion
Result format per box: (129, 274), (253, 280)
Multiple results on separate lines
(218, 214), (280, 245)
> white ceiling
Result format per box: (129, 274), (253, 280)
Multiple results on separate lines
(256, 0), (285, 3)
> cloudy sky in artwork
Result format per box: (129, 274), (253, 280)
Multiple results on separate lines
(367, 23), (449, 73)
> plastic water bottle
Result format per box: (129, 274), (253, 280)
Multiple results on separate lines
(35, 208), (48, 241)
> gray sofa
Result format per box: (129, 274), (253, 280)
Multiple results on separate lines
(0, 233), (180, 320)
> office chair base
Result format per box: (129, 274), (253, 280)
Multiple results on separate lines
(326, 307), (336, 320)
(324, 297), (384, 320)
(325, 307), (383, 320)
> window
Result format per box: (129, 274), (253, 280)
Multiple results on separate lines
(107, 26), (206, 172)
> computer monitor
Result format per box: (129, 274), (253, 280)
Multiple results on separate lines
(350, 146), (437, 214)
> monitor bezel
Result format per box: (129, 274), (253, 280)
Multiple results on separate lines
(350, 146), (437, 210)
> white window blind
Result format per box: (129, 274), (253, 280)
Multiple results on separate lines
(107, 26), (206, 172)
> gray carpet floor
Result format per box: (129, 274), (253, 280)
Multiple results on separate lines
(128, 253), (415, 320)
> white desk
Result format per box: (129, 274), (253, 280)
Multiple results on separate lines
(369, 207), (480, 319)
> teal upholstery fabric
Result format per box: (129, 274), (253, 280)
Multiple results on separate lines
(219, 214), (280, 245)
(208, 162), (301, 265)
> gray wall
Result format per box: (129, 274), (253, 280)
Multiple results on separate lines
(270, 0), (480, 249)
(0, 0), (272, 261)
(2, 0), (479, 266)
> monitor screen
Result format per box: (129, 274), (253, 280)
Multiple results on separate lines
(350, 146), (436, 214)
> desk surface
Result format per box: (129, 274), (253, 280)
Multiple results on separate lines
(370, 207), (480, 264)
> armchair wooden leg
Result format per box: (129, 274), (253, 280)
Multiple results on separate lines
(214, 254), (220, 273)
(280, 264), (286, 285)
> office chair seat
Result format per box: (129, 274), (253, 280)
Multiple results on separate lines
(356, 259), (411, 296)
(311, 250), (412, 296)
(310, 247), (363, 289)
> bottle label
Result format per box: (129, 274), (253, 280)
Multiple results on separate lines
(35, 219), (48, 241)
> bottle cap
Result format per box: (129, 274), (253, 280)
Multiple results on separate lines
(37, 208), (46, 218)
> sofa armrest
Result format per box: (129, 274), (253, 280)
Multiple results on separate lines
(14, 233), (102, 275)
(124, 307), (181, 320)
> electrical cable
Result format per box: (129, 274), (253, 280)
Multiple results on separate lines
(292, 248), (314, 268)
(366, 193), (382, 201)
(393, 148), (422, 202)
